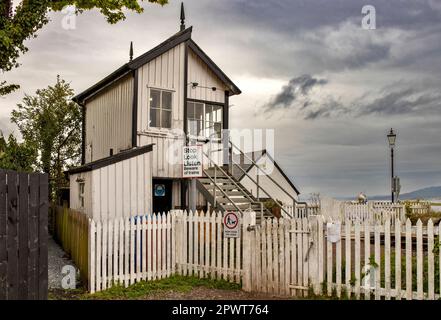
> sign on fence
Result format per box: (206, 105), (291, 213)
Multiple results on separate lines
(326, 222), (341, 243)
(223, 212), (240, 238)
(182, 146), (203, 178)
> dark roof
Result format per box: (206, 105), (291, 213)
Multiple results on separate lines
(67, 144), (154, 174)
(236, 150), (300, 195)
(73, 26), (241, 103)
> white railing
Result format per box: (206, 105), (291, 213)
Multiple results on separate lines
(343, 202), (406, 224)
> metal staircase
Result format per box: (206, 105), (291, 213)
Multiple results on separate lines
(195, 138), (298, 221)
(196, 166), (273, 220)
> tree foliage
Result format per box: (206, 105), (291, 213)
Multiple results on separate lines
(11, 75), (82, 200)
(0, 132), (37, 171)
(0, 0), (168, 95)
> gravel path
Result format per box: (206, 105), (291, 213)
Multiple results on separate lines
(48, 236), (78, 289)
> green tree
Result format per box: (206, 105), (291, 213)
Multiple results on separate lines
(0, 132), (37, 171)
(0, 0), (168, 96)
(11, 75), (81, 201)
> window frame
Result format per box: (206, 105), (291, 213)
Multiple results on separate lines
(187, 101), (223, 140)
(148, 87), (174, 129)
(78, 182), (85, 209)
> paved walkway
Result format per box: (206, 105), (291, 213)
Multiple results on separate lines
(48, 236), (77, 289)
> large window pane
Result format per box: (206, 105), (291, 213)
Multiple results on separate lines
(213, 105), (222, 122)
(150, 89), (160, 108)
(187, 102), (195, 119)
(150, 108), (160, 127)
(149, 89), (173, 129)
(162, 110), (172, 128)
(162, 91), (172, 110)
(195, 103), (204, 121)
(214, 122), (222, 139)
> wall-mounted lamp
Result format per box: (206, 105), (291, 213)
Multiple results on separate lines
(188, 82), (219, 92)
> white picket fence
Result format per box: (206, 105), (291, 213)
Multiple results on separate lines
(283, 204), (320, 219)
(343, 202), (406, 225)
(318, 217), (441, 300)
(244, 217), (311, 296)
(173, 211), (243, 283)
(88, 213), (174, 293)
(87, 210), (441, 299)
(245, 215), (441, 300)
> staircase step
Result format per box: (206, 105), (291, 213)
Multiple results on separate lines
(204, 169), (230, 177)
(216, 197), (252, 204)
(199, 177), (231, 184)
(223, 191), (245, 196)
(205, 184), (243, 191)
(223, 203), (259, 210)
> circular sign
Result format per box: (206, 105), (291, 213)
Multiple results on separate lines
(154, 184), (166, 197)
(223, 212), (239, 229)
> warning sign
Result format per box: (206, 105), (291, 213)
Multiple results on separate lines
(183, 145), (203, 178)
(223, 212), (240, 238)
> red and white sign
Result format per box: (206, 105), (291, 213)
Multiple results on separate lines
(223, 212), (240, 238)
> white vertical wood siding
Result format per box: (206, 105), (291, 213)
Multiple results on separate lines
(136, 43), (185, 178)
(239, 154), (298, 205)
(187, 48), (227, 103)
(69, 171), (93, 215)
(137, 43), (185, 132)
(138, 134), (184, 178)
(85, 74), (134, 162)
(91, 151), (153, 220)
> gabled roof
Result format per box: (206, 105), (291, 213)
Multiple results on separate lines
(236, 150), (300, 195)
(67, 144), (154, 174)
(73, 26), (241, 104)
(188, 40), (241, 96)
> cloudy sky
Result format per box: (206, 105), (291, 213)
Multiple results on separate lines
(1, 0), (441, 198)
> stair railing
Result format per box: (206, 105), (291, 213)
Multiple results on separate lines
(228, 140), (297, 219)
(229, 155), (293, 219)
(202, 150), (264, 217)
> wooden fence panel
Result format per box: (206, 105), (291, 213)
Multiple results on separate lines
(0, 171), (6, 300)
(0, 170), (48, 300)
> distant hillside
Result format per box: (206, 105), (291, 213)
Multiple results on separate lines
(369, 186), (441, 201)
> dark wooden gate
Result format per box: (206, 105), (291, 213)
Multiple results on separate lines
(0, 169), (48, 300)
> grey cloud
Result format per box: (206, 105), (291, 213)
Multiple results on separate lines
(264, 74), (327, 111)
(264, 77), (441, 120)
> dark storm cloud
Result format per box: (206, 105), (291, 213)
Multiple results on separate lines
(264, 75), (327, 111)
(359, 87), (441, 116)
(264, 77), (441, 120)
(221, 0), (441, 32)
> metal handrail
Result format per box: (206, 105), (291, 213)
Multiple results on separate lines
(202, 151), (263, 216)
(201, 168), (245, 216)
(229, 140), (298, 207)
(230, 156), (293, 219)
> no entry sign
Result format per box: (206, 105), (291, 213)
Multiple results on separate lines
(223, 212), (240, 238)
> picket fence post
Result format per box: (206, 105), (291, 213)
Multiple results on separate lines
(307, 215), (320, 295)
(242, 211), (255, 292)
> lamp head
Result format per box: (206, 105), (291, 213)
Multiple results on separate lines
(387, 128), (396, 147)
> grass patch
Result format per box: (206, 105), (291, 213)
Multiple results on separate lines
(51, 276), (241, 300)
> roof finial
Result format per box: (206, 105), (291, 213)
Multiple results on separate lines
(129, 41), (133, 61)
(180, 2), (185, 31)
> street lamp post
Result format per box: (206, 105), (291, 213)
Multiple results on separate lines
(387, 128), (397, 203)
